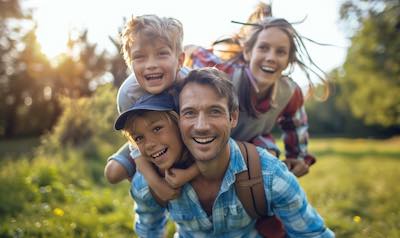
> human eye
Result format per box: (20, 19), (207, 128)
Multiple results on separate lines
(132, 54), (144, 61)
(134, 135), (144, 143)
(277, 48), (287, 56)
(210, 107), (224, 116)
(181, 109), (195, 118)
(159, 50), (171, 57)
(153, 126), (163, 133)
(257, 44), (269, 51)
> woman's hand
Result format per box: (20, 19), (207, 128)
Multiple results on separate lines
(283, 159), (309, 177)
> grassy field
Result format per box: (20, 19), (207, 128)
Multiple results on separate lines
(298, 137), (400, 238)
(0, 137), (399, 237)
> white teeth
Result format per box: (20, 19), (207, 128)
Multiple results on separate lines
(145, 74), (163, 80)
(151, 148), (167, 158)
(193, 137), (215, 144)
(261, 66), (275, 73)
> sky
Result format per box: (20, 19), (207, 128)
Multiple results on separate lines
(30, 0), (349, 85)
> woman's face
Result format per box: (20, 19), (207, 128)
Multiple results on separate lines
(130, 111), (183, 171)
(244, 27), (291, 93)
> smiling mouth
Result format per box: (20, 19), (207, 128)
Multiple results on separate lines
(193, 137), (215, 144)
(151, 148), (168, 158)
(145, 73), (163, 81)
(260, 66), (275, 74)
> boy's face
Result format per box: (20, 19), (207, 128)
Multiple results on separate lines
(129, 111), (183, 171)
(130, 37), (184, 94)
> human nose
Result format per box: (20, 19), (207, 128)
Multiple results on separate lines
(265, 50), (276, 62)
(144, 137), (157, 152)
(193, 112), (210, 131)
(145, 55), (157, 69)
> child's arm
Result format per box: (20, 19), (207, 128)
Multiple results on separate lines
(135, 156), (181, 201)
(104, 142), (136, 184)
(165, 164), (200, 189)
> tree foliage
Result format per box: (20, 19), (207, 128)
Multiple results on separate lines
(0, 0), (115, 138)
(339, 0), (400, 127)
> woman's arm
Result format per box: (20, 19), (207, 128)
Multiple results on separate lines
(278, 86), (316, 163)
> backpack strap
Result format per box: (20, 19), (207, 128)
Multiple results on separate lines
(235, 141), (268, 219)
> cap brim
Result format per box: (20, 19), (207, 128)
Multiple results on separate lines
(114, 105), (173, 130)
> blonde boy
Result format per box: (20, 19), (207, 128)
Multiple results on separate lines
(105, 14), (195, 200)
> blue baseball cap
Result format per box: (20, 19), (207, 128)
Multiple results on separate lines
(114, 91), (176, 130)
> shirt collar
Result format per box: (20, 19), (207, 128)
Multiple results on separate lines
(219, 138), (248, 192)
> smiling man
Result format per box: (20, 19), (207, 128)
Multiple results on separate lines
(133, 67), (334, 237)
(175, 67), (333, 237)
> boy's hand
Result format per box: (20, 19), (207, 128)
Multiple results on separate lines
(283, 159), (309, 177)
(152, 178), (181, 201)
(165, 168), (188, 189)
(267, 149), (277, 157)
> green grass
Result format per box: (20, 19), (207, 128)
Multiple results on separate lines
(0, 137), (40, 159)
(298, 137), (400, 238)
(0, 137), (399, 237)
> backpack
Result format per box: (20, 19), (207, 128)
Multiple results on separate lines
(235, 141), (285, 238)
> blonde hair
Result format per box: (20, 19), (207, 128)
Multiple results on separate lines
(121, 14), (184, 68)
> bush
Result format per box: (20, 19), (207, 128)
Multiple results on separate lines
(37, 84), (126, 182)
(0, 159), (38, 217)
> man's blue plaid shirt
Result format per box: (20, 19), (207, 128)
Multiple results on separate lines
(130, 139), (335, 238)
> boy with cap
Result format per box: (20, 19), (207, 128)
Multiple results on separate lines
(105, 14), (198, 201)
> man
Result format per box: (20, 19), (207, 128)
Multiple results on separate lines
(133, 67), (335, 237)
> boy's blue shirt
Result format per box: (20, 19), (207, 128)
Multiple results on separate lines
(130, 139), (335, 238)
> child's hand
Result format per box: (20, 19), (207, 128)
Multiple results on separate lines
(267, 149), (277, 157)
(152, 178), (181, 202)
(283, 159), (309, 177)
(165, 168), (188, 189)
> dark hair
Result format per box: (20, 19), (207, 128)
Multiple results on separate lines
(176, 67), (239, 115)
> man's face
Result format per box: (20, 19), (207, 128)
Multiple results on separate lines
(130, 37), (184, 94)
(179, 82), (238, 163)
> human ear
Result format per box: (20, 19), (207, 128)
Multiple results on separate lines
(177, 52), (185, 69)
(243, 48), (251, 62)
(229, 109), (239, 128)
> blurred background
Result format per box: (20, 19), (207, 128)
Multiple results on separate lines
(0, 0), (399, 237)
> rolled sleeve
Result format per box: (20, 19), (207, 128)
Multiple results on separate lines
(107, 143), (136, 177)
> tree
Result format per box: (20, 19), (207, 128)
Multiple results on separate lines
(54, 30), (108, 98)
(339, 0), (400, 127)
(0, 0), (42, 138)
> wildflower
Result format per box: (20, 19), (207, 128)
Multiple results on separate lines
(53, 208), (65, 217)
(353, 215), (361, 223)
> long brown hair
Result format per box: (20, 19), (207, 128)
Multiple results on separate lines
(222, 17), (329, 117)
